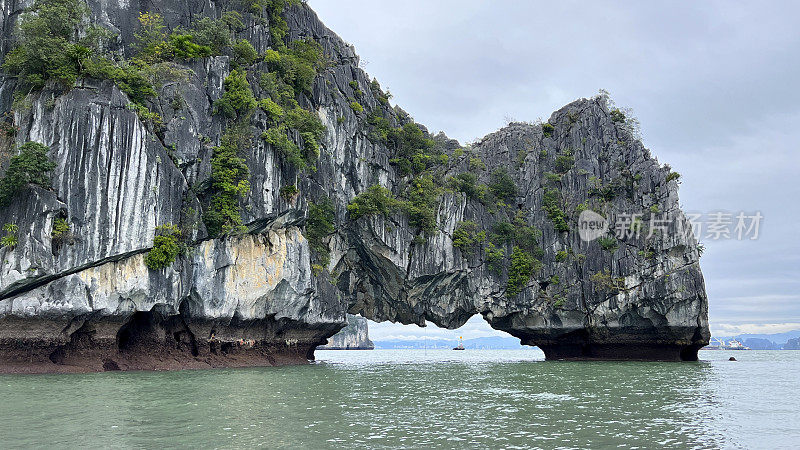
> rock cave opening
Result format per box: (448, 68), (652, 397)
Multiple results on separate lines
(117, 310), (199, 357)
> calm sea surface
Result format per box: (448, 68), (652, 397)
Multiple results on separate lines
(1, 349), (798, 449)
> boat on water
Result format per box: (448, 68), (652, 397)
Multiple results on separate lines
(453, 336), (465, 350)
(705, 338), (751, 350)
(724, 339), (750, 350)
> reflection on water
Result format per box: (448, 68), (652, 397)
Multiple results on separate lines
(1, 349), (798, 448)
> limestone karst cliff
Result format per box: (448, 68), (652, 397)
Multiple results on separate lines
(318, 314), (373, 350)
(0, 0), (708, 372)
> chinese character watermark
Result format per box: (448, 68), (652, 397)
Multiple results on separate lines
(689, 211), (762, 241)
(577, 210), (763, 242)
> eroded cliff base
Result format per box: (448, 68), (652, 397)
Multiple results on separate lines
(0, 312), (337, 374)
(513, 326), (706, 361)
(0, 344), (317, 374)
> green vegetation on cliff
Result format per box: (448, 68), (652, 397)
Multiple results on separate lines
(452, 221), (486, 256)
(134, 12), (213, 63)
(542, 122), (555, 138)
(486, 212), (543, 293)
(489, 221), (516, 245)
(261, 108), (325, 171)
(0, 142), (57, 206)
(364, 111), (448, 238)
(350, 101), (364, 114)
(4, 2), (229, 97)
(510, 212), (543, 254)
(488, 168), (517, 202)
(347, 185), (401, 220)
(1, 223), (19, 249)
(232, 39), (259, 67)
(263, 38), (326, 96)
(348, 177), (442, 238)
(450, 172), (487, 201)
(279, 184), (298, 199)
(51, 217), (70, 239)
(214, 69), (257, 120)
(306, 199), (335, 270)
(132, 11), (243, 64)
(191, 13), (245, 53)
(204, 17), (326, 233)
(145, 224), (183, 270)
(507, 246), (537, 297)
(554, 151), (575, 174)
(174, 0), (326, 236)
(590, 269), (626, 293)
(82, 59), (157, 108)
(393, 124), (439, 176)
(597, 235), (620, 253)
(367, 116), (439, 176)
(404, 174), (440, 236)
(203, 125), (252, 237)
(542, 188), (569, 232)
(263, 0), (301, 47)
(203, 62), (260, 238)
(369, 78), (392, 106)
(2, 0), (92, 90)
(485, 242), (505, 275)
(51, 217), (73, 250)
(260, 39), (327, 170)
(2, 0), (252, 127)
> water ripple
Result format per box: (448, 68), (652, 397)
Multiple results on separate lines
(0, 349), (798, 448)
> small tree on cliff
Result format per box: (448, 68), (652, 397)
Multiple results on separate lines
(0, 142), (57, 206)
(144, 224), (183, 270)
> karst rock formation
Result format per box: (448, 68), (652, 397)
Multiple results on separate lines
(0, 0), (709, 372)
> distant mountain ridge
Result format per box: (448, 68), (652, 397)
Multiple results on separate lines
(711, 330), (800, 349)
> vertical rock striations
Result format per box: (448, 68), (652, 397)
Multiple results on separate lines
(0, 0), (708, 372)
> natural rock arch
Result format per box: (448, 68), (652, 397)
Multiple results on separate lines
(0, 0), (707, 372)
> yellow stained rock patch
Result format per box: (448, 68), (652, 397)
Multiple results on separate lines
(78, 253), (151, 308)
(219, 229), (303, 306)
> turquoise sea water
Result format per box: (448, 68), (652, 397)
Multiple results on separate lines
(1, 349), (798, 448)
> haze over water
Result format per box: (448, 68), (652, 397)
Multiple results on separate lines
(1, 350), (798, 448)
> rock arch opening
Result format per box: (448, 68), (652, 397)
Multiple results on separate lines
(338, 314), (528, 351)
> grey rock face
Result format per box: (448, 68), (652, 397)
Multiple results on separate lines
(318, 314), (374, 350)
(335, 101), (708, 360)
(0, 0), (708, 372)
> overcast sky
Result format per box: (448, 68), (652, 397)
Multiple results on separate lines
(308, 0), (800, 340)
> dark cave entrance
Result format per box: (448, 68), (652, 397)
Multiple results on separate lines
(117, 310), (199, 357)
(117, 312), (154, 352)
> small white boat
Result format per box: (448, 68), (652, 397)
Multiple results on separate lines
(724, 339), (750, 350)
(705, 338), (751, 350)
